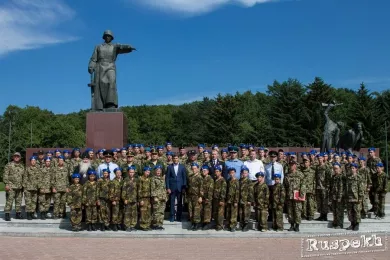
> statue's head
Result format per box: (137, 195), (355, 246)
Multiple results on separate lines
(355, 122), (363, 132)
(103, 30), (114, 43)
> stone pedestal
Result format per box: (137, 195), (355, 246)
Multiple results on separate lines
(86, 112), (128, 149)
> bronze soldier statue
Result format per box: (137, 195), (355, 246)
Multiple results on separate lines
(321, 102), (343, 153)
(88, 30), (136, 110)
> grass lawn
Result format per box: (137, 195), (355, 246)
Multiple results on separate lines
(0, 182), (4, 191)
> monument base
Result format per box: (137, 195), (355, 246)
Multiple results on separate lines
(86, 112), (128, 149)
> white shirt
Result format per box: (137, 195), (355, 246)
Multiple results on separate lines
(173, 164), (179, 176)
(244, 159), (265, 181)
(264, 161), (284, 185)
(97, 161), (119, 180)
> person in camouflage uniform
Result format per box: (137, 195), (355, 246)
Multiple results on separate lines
(122, 166), (138, 230)
(315, 153), (332, 221)
(70, 148), (82, 173)
(52, 156), (70, 219)
(253, 172), (269, 232)
(178, 146), (188, 165)
(143, 149), (166, 177)
(345, 163), (364, 231)
(97, 168), (111, 231)
(24, 156), (40, 220)
(239, 145), (250, 161)
(226, 167), (239, 232)
(357, 157), (372, 218)
(151, 165), (167, 230)
(301, 159), (316, 220)
(284, 160), (305, 232)
(374, 163), (387, 219)
(367, 148), (382, 212)
(197, 144), (205, 162)
(329, 163), (345, 228)
(3, 152), (25, 221)
(200, 165), (214, 230)
(138, 166), (152, 230)
(239, 166), (254, 232)
(83, 170), (98, 231)
(187, 163), (204, 231)
(39, 157), (53, 220)
(121, 153), (142, 178)
(117, 148), (128, 167)
(213, 166), (227, 231)
(67, 173), (83, 231)
(109, 168), (123, 231)
(271, 173), (285, 231)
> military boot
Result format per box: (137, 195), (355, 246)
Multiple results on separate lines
(294, 224), (300, 232)
(87, 224), (92, 231)
(111, 224), (118, 231)
(346, 223), (354, 230)
(41, 212), (46, 220)
(322, 214), (328, 221)
(315, 214), (324, 221)
(15, 212), (21, 219)
(92, 224), (96, 231)
(288, 224), (295, 231)
(202, 223), (209, 230)
(242, 223), (249, 232)
(353, 223), (359, 231)
(100, 223), (105, 232)
(191, 223), (197, 231)
(5, 213), (11, 221)
(27, 212), (32, 220)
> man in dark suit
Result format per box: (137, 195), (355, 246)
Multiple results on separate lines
(165, 154), (187, 222)
(210, 150), (225, 180)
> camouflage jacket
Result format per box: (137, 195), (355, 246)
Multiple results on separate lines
(197, 153), (205, 162)
(272, 183), (285, 209)
(133, 154), (143, 165)
(70, 158), (82, 172)
(315, 164), (332, 190)
(375, 173), (388, 194)
(90, 159), (101, 170)
(121, 177), (138, 203)
(284, 170), (305, 200)
(39, 166), (53, 193)
(52, 166), (70, 192)
(151, 176), (167, 202)
(143, 160), (166, 176)
(3, 162), (25, 189)
(302, 167), (316, 194)
(97, 178), (110, 200)
(24, 165), (41, 191)
(213, 177), (227, 202)
(226, 178), (239, 204)
(202, 175), (214, 203)
(137, 175), (151, 200)
(83, 181), (98, 206)
(329, 174), (344, 202)
(188, 173), (203, 198)
(239, 177), (253, 204)
(67, 184), (83, 209)
(117, 158), (128, 169)
(367, 157), (381, 175)
(261, 157), (271, 165)
(358, 167), (372, 190)
(121, 163), (142, 179)
(178, 155), (188, 165)
(345, 174), (364, 202)
(253, 182), (269, 209)
(109, 178), (122, 202)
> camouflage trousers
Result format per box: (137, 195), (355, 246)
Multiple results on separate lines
(70, 208), (82, 230)
(272, 205), (284, 230)
(123, 202), (137, 228)
(256, 207), (268, 230)
(226, 203), (238, 228)
(332, 200), (344, 227)
(239, 202), (251, 224)
(24, 190), (38, 213)
(5, 189), (23, 213)
(201, 200), (212, 223)
(98, 199), (111, 226)
(152, 200), (166, 227)
(360, 191), (369, 216)
(38, 193), (51, 212)
(139, 199), (151, 229)
(111, 201), (123, 225)
(85, 205), (98, 224)
(347, 202), (361, 223)
(189, 197), (201, 224)
(53, 192), (67, 218)
(212, 199), (225, 229)
(369, 187), (377, 210)
(375, 193), (386, 217)
(302, 193), (316, 218)
(316, 189), (328, 215)
(287, 199), (302, 224)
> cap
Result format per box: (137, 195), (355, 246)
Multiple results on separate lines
(273, 173), (281, 179)
(255, 172), (265, 178)
(71, 173), (81, 179)
(188, 150), (197, 156)
(13, 152), (21, 157)
(37, 150), (45, 155)
(103, 150), (113, 157)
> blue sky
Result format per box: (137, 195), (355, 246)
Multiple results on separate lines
(1, 0), (390, 114)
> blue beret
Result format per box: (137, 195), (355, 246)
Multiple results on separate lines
(47, 150), (53, 154)
(139, 144), (144, 147)
(63, 150), (70, 154)
(102, 168), (110, 173)
(258, 147), (265, 151)
(221, 148), (228, 153)
(85, 148), (93, 153)
(376, 163), (384, 167)
(127, 166), (136, 171)
(73, 148), (80, 152)
(44, 157), (51, 161)
(198, 144), (205, 148)
(113, 168), (122, 173)
(166, 151), (173, 156)
(191, 162), (199, 168)
(58, 155), (65, 160)
(310, 150), (317, 155)
(154, 165), (163, 170)
(203, 150), (211, 154)
(255, 172), (265, 178)
(215, 165), (222, 171)
(212, 144), (218, 149)
(241, 166), (249, 172)
(143, 166), (151, 171)
(333, 154), (340, 158)
(166, 142), (172, 146)
(289, 152), (296, 156)
(300, 152), (306, 156)
(368, 147), (376, 152)
(127, 144), (133, 148)
(120, 147), (127, 151)
(350, 163), (358, 168)
(30, 156), (37, 161)
(111, 148), (117, 152)
(329, 149), (334, 153)
(358, 157), (366, 161)
(201, 165), (209, 170)
(134, 144), (140, 148)
(97, 149), (104, 153)
(239, 143), (245, 148)
(145, 147), (151, 152)
(273, 173), (282, 179)
(333, 162), (341, 167)
(54, 149), (61, 153)
(157, 146), (164, 150)
(341, 151), (346, 155)
(71, 173), (81, 179)
(88, 170), (97, 175)
(227, 167), (236, 172)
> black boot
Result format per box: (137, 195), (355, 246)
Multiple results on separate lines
(27, 212), (32, 220)
(112, 224), (118, 232)
(202, 223), (209, 230)
(105, 225), (110, 231)
(32, 212), (37, 219)
(323, 214), (328, 221)
(87, 224), (92, 231)
(288, 224), (295, 231)
(294, 224), (300, 232)
(315, 214), (323, 221)
(100, 223), (105, 232)
(92, 224), (96, 231)
(346, 223), (354, 230)
(5, 213), (11, 221)
(117, 224), (122, 231)
(191, 223), (196, 231)
(353, 223), (359, 231)
(41, 212), (46, 220)
(15, 212), (21, 219)
(242, 223), (249, 232)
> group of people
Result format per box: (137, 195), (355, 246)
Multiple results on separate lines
(2, 143), (387, 233)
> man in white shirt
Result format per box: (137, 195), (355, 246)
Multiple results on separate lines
(97, 150), (119, 180)
(264, 151), (284, 185)
(244, 150), (265, 182)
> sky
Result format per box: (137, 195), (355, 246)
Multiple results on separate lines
(1, 0), (390, 114)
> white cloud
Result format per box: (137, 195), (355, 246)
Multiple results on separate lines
(133, 0), (275, 15)
(0, 0), (78, 56)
